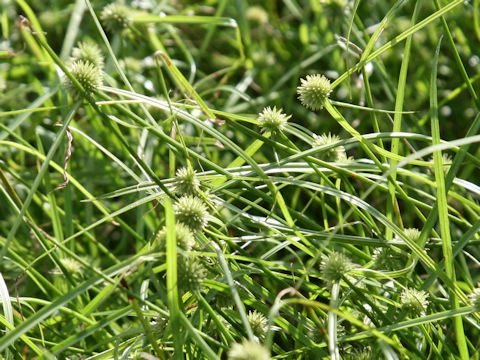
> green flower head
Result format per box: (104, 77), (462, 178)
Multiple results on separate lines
(320, 252), (353, 283)
(400, 288), (429, 316)
(177, 255), (207, 293)
(62, 60), (103, 98)
(155, 222), (196, 252)
(313, 133), (347, 162)
(173, 195), (209, 232)
(100, 3), (132, 32)
(297, 74), (332, 111)
(247, 310), (268, 339)
(71, 40), (104, 69)
(258, 106), (291, 134)
(228, 340), (271, 360)
(175, 166), (200, 195)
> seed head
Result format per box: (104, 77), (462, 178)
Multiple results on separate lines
(247, 310), (268, 339)
(155, 222), (196, 252)
(177, 255), (207, 293)
(52, 257), (82, 276)
(71, 41), (104, 69)
(175, 167), (200, 195)
(397, 228), (421, 243)
(228, 340), (271, 360)
(400, 288), (429, 316)
(345, 348), (373, 360)
(320, 252), (353, 283)
(173, 195), (209, 232)
(469, 288), (480, 311)
(372, 247), (405, 271)
(63, 60), (103, 98)
(258, 106), (291, 134)
(100, 3), (132, 32)
(430, 153), (453, 174)
(313, 133), (347, 162)
(61, 257), (82, 274)
(297, 74), (332, 111)
(246, 6), (269, 25)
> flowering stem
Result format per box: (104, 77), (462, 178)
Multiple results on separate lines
(328, 281), (341, 360)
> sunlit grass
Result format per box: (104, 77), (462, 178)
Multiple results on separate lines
(1, 1), (480, 359)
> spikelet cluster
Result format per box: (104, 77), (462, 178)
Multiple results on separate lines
(155, 222), (195, 252)
(400, 288), (429, 316)
(320, 252), (353, 283)
(71, 41), (104, 69)
(228, 340), (271, 360)
(62, 60), (103, 98)
(100, 3), (132, 32)
(247, 310), (268, 339)
(173, 195), (209, 232)
(297, 74), (332, 111)
(258, 106), (291, 134)
(175, 167), (200, 195)
(313, 133), (347, 162)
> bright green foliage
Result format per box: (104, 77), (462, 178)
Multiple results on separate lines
(1, 0), (479, 359)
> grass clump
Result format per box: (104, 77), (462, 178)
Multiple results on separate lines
(1, 0), (480, 359)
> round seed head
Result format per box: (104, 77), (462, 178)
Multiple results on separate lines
(246, 6), (269, 25)
(228, 340), (271, 360)
(258, 106), (291, 134)
(155, 222), (196, 252)
(173, 195), (209, 232)
(61, 257), (82, 273)
(71, 41), (104, 69)
(297, 74), (332, 111)
(177, 255), (207, 293)
(247, 310), (268, 339)
(372, 247), (405, 271)
(345, 348), (373, 360)
(469, 288), (480, 311)
(313, 133), (347, 162)
(430, 153), (453, 174)
(63, 60), (103, 98)
(100, 3), (132, 32)
(320, 252), (353, 283)
(175, 167), (200, 195)
(396, 228), (421, 243)
(400, 288), (429, 316)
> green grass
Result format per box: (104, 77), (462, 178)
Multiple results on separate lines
(1, 0), (480, 359)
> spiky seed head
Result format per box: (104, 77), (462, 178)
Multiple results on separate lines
(297, 74), (332, 111)
(372, 247), (405, 271)
(400, 288), (429, 316)
(177, 255), (207, 293)
(63, 60), (103, 98)
(469, 288), (480, 311)
(320, 252), (353, 283)
(71, 41), (104, 69)
(313, 133), (347, 162)
(173, 195), (209, 232)
(247, 310), (268, 339)
(246, 6), (269, 25)
(395, 228), (421, 243)
(345, 348), (373, 360)
(228, 340), (271, 360)
(430, 153), (453, 174)
(61, 257), (82, 274)
(175, 167), (200, 195)
(155, 222), (196, 252)
(100, 3), (132, 32)
(258, 106), (291, 134)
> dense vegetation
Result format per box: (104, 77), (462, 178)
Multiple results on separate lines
(1, 0), (480, 359)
